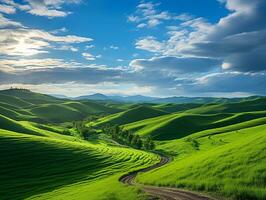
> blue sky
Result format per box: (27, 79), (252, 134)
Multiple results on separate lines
(0, 0), (265, 97)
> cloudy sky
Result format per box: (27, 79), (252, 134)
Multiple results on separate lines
(0, 0), (265, 97)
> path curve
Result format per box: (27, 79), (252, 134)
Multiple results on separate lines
(119, 154), (217, 200)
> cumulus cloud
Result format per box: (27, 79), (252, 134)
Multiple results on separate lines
(128, 1), (189, 28)
(192, 71), (266, 94)
(0, 65), (123, 85)
(0, 4), (16, 14)
(82, 52), (96, 61)
(0, 58), (87, 71)
(0, 28), (92, 56)
(0, 0), (265, 97)
(1, 0), (81, 18)
(130, 56), (220, 74)
(134, 0), (266, 74)
(135, 36), (164, 53)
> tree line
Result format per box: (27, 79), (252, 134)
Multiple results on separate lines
(102, 124), (155, 150)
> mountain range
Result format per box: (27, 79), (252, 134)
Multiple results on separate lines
(57, 93), (265, 104)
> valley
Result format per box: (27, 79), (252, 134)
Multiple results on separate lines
(0, 88), (265, 200)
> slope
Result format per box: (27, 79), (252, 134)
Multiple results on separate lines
(123, 99), (266, 140)
(0, 129), (159, 200)
(92, 105), (168, 127)
(137, 124), (266, 200)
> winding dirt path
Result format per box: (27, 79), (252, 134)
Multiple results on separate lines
(119, 154), (217, 200)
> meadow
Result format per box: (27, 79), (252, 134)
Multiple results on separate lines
(0, 88), (265, 200)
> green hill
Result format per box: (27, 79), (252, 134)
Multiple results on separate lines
(0, 89), (121, 123)
(0, 89), (265, 200)
(123, 99), (266, 140)
(30, 104), (86, 123)
(153, 103), (202, 113)
(185, 98), (266, 114)
(0, 129), (158, 200)
(137, 123), (266, 200)
(92, 105), (168, 126)
(0, 88), (61, 105)
(0, 94), (33, 108)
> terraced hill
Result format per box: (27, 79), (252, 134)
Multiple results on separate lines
(0, 129), (158, 200)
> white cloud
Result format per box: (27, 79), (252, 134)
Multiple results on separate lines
(0, 28), (92, 56)
(85, 44), (95, 49)
(128, 1), (190, 29)
(147, 18), (160, 27)
(82, 52), (96, 61)
(128, 15), (140, 22)
(135, 36), (164, 53)
(0, 4), (16, 14)
(137, 23), (146, 28)
(110, 45), (119, 50)
(56, 45), (78, 52)
(0, 82), (155, 97)
(0, 58), (85, 71)
(1, 0), (81, 18)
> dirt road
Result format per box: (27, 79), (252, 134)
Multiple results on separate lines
(119, 155), (216, 200)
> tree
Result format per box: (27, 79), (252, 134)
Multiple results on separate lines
(143, 136), (155, 150)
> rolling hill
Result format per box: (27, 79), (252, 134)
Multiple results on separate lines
(1, 89), (265, 200)
(0, 89), (121, 123)
(0, 129), (159, 200)
(123, 99), (266, 140)
(137, 123), (266, 200)
(92, 105), (168, 127)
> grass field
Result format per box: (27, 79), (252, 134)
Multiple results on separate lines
(137, 123), (266, 200)
(0, 128), (159, 200)
(0, 89), (265, 200)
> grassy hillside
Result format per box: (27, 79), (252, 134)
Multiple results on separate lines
(185, 98), (266, 114)
(137, 124), (266, 200)
(0, 88), (61, 105)
(0, 128), (159, 200)
(1, 89), (265, 200)
(92, 105), (168, 127)
(0, 89), (160, 200)
(153, 103), (202, 113)
(123, 99), (266, 140)
(0, 89), (121, 123)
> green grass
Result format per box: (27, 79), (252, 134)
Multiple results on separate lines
(0, 89), (121, 123)
(0, 129), (159, 200)
(185, 98), (266, 114)
(92, 105), (168, 127)
(1, 89), (265, 200)
(137, 124), (266, 200)
(123, 110), (266, 140)
(153, 103), (202, 113)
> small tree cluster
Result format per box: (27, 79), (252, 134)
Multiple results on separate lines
(102, 124), (155, 150)
(184, 137), (199, 150)
(73, 121), (96, 140)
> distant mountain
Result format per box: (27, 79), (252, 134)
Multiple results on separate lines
(152, 96), (265, 104)
(110, 95), (157, 102)
(75, 93), (157, 102)
(75, 93), (266, 104)
(76, 93), (109, 100)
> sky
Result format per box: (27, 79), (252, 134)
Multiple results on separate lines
(0, 0), (265, 97)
